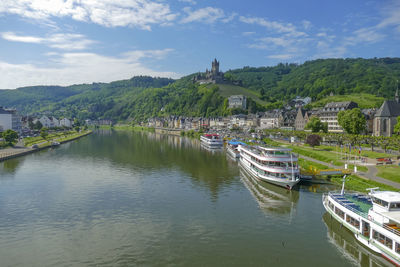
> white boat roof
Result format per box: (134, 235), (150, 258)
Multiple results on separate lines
(381, 211), (400, 224)
(257, 146), (292, 152)
(371, 191), (400, 203)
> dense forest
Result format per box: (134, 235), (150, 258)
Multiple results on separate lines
(0, 58), (399, 122)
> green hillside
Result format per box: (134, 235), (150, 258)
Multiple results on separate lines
(0, 58), (399, 122)
(308, 93), (385, 109)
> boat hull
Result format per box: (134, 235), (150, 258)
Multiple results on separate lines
(239, 157), (299, 190)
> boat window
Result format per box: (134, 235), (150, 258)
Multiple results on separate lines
(334, 207), (345, 219)
(396, 243), (400, 255)
(390, 203), (400, 209)
(345, 214), (360, 229)
(372, 197), (389, 208)
(373, 230), (393, 249)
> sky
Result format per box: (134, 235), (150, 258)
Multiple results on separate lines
(0, 0), (399, 89)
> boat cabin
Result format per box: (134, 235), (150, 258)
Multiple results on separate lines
(369, 190), (400, 234)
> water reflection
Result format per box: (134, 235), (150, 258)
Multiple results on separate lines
(0, 157), (24, 177)
(239, 168), (299, 215)
(60, 130), (239, 200)
(322, 213), (392, 267)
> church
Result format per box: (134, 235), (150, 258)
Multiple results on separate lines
(373, 88), (400, 137)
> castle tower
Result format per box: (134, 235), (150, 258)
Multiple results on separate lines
(211, 58), (219, 75)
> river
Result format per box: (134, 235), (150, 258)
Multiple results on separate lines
(0, 130), (390, 266)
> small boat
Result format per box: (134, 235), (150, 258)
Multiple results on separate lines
(322, 177), (400, 266)
(226, 140), (246, 159)
(238, 144), (300, 190)
(200, 133), (223, 148)
(51, 141), (60, 146)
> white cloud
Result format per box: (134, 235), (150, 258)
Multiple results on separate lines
(376, 0), (400, 29)
(1, 32), (43, 43)
(0, 0), (177, 30)
(1, 32), (95, 50)
(267, 54), (294, 60)
(302, 20), (312, 30)
(181, 7), (228, 24)
(178, 0), (197, 5)
(0, 49), (179, 89)
(242, 31), (255, 36)
(239, 16), (300, 35)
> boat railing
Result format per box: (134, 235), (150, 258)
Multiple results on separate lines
(328, 192), (369, 219)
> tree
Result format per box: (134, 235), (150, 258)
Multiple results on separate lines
(306, 134), (322, 148)
(34, 120), (43, 130)
(2, 129), (18, 145)
(394, 116), (400, 135)
(40, 128), (48, 139)
(337, 108), (366, 135)
(305, 116), (327, 133)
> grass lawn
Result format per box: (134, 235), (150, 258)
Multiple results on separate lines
(360, 150), (396, 159)
(298, 158), (329, 172)
(377, 165), (400, 184)
(330, 174), (399, 192)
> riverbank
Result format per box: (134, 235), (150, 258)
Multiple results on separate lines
(0, 130), (92, 162)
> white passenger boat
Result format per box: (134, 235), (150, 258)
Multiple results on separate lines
(226, 140), (245, 159)
(322, 180), (400, 265)
(200, 133), (223, 148)
(238, 145), (300, 190)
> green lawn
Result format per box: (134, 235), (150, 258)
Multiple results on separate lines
(330, 174), (399, 192)
(377, 165), (400, 183)
(360, 150), (395, 159)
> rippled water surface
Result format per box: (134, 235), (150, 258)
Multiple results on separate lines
(0, 130), (387, 266)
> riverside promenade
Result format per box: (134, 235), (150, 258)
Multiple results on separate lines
(0, 146), (34, 162)
(0, 130), (92, 162)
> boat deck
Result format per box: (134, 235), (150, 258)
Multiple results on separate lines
(330, 192), (372, 216)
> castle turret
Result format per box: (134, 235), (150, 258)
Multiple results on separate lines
(211, 58), (219, 75)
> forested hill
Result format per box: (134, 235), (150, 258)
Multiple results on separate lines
(0, 58), (399, 122)
(0, 76), (175, 116)
(226, 57), (400, 102)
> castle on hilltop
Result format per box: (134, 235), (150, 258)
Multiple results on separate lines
(193, 58), (224, 84)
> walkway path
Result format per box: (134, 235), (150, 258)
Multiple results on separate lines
(299, 154), (400, 189)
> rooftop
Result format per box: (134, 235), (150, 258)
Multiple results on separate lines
(371, 191), (400, 203)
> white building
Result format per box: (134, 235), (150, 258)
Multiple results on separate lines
(0, 107), (21, 132)
(59, 118), (72, 128)
(259, 112), (283, 129)
(228, 95), (247, 109)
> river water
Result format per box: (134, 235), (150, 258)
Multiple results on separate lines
(0, 130), (390, 266)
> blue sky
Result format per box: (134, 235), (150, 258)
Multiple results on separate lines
(0, 0), (399, 89)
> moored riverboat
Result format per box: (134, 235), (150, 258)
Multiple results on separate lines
(200, 133), (223, 148)
(322, 182), (400, 265)
(226, 140), (246, 159)
(238, 145), (300, 190)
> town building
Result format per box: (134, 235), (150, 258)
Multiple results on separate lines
(59, 118), (72, 128)
(294, 108), (311, 131)
(318, 101), (358, 133)
(259, 111), (283, 129)
(228, 95), (247, 109)
(373, 89), (400, 137)
(0, 107), (21, 133)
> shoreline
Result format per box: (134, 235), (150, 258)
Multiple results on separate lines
(0, 130), (92, 162)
